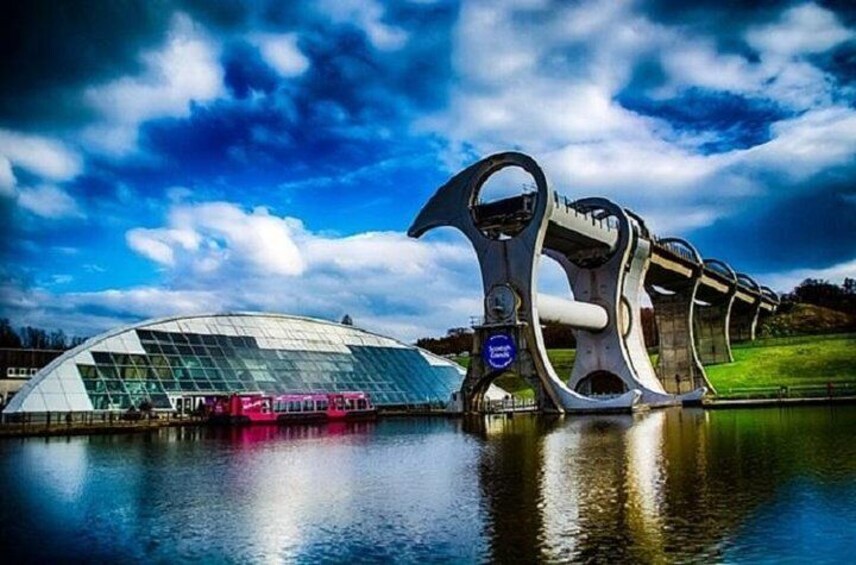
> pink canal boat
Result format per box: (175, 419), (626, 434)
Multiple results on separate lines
(209, 391), (376, 424)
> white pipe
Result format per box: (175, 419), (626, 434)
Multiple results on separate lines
(537, 293), (608, 331)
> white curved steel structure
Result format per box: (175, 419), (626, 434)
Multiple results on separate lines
(409, 152), (775, 413)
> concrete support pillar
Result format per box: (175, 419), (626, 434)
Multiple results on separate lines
(729, 300), (761, 343)
(694, 294), (735, 365)
(649, 281), (711, 393)
(755, 308), (774, 338)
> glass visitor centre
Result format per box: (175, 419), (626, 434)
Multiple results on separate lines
(2, 313), (467, 414)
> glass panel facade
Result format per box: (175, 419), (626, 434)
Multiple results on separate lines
(70, 316), (463, 410)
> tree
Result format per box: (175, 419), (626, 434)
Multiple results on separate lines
(49, 329), (67, 350)
(786, 278), (854, 315)
(0, 319), (22, 348)
(416, 328), (473, 356)
(20, 326), (49, 349)
(70, 336), (88, 348)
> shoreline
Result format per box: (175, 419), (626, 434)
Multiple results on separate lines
(4, 396), (856, 438)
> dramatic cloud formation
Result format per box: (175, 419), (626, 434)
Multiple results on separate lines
(4, 201), (480, 340)
(126, 202), (306, 275)
(82, 13), (225, 154)
(0, 0), (853, 340)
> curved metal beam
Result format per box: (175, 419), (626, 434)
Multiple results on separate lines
(760, 285), (780, 305)
(408, 151), (549, 241)
(624, 208), (650, 239)
(736, 272), (760, 293)
(659, 237), (703, 265)
(703, 258), (737, 284)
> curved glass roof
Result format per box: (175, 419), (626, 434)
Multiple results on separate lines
(3, 313), (466, 413)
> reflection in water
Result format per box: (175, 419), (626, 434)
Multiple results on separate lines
(463, 415), (558, 563)
(0, 407), (854, 562)
(534, 412), (667, 563)
(471, 407), (856, 562)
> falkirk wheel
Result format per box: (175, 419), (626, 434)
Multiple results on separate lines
(408, 152), (778, 414)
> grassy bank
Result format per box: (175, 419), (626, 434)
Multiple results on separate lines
(706, 333), (856, 395)
(454, 333), (856, 399)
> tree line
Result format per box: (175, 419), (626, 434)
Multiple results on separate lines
(781, 277), (856, 314)
(0, 319), (87, 350)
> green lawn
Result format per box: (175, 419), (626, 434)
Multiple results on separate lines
(705, 333), (856, 394)
(452, 333), (856, 398)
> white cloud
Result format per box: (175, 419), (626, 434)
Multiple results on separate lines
(127, 202), (305, 276)
(542, 139), (731, 198)
(114, 200), (481, 341)
(71, 287), (225, 320)
(318, 0), (408, 51)
(0, 129), (82, 182)
(126, 229), (178, 265)
(740, 107), (856, 181)
(0, 155), (14, 197)
(419, 0), (856, 236)
(746, 3), (854, 58)
(660, 42), (762, 94)
(658, 4), (851, 110)
(251, 33), (310, 77)
(306, 231), (469, 276)
(83, 13), (224, 154)
(17, 185), (83, 219)
(428, 0), (656, 155)
(760, 258), (856, 295)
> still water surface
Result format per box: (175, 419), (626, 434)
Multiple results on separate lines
(1, 407), (855, 563)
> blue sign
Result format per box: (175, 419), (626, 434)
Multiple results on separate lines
(483, 333), (517, 370)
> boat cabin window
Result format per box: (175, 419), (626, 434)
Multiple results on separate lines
(303, 399), (314, 411)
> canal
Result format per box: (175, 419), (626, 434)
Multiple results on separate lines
(1, 406), (854, 563)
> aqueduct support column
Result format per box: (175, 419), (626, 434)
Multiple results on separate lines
(694, 294), (735, 365)
(730, 299), (761, 343)
(645, 237), (711, 394)
(649, 280), (710, 394)
(730, 275), (764, 343)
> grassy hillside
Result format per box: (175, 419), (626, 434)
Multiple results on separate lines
(706, 333), (856, 394)
(455, 333), (856, 398)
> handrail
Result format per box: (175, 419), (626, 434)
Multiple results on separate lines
(658, 237), (702, 265)
(760, 285), (780, 304)
(624, 208), (650, 238)
(736, 272), (760, 293)
(703, 258), (737, 283)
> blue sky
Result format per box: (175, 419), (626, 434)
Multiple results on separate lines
(1, 0), (854, 341)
